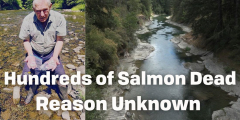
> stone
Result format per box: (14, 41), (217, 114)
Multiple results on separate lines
(52, 114), (62, 119)
(1, 109), (11, 120)
(192, 91), (210, 101)
(76, 66), (85, 74)
(40, 110), (53, 118)
(77, 55), (85, 62)
(13, 86), (20, 104)
(228, 92), (236, 97)
(68, 31), (74, 35)
(185, 53), (192, 56)
(29, 111), (38, 118)
(64, 38), (70, 43)
(73, 46), (83, 53)
(34, 92), (51, 101)
(12, 62), (20, 67)
(66, 64), (76, 70)
(73, 15), (76, 19)
(62, 50), (69, 53)
(62, 111), (70, 120)
(80, 112), (85, 120)
(126, 112), (132, 117)
(184, 62), (204, 72)
(2, 87), (13, 93)
(69, 111), (79, 119)
(57, 109), (63, 116)
(170, 36), (181, 44)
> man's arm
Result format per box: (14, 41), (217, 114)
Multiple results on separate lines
(23, 39), (37, 69)
(48, 36), (64, 71)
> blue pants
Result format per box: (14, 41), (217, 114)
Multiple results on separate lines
(22, 49), (68, 100)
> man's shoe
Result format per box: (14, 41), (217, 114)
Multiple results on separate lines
(24, 93), (34, 104)
(24, 88), (34, 104)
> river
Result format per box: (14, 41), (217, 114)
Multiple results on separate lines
(124, 16), (237, 120)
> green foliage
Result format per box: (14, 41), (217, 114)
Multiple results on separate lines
(172, 0), (240, 56)
(71, 4), (85, 11)
(0, 0), (84, 10)
(1, 0), (21, 10)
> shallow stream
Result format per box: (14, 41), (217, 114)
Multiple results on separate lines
(124, 16), (237, 120)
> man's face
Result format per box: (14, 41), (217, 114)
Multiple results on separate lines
(33, 1), (52, 23)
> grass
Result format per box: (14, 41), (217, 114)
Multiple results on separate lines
(71, 4), (85, 11)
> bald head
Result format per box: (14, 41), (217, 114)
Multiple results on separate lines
(33, 0), (52, 22)
(33, 0), (51, 9)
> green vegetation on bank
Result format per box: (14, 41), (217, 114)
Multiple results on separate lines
(0, 0), (85, 10)
(86, 0), (168, 119)
(172, 0), (240, 60)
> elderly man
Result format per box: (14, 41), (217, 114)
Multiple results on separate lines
(19, 0), (68, 104)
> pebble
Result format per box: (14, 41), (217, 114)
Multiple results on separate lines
(62, 50), (69, 53)
(3, 88), (13, 93)
(62, 111), (70, 120)
(76, 66), (85, 74)
(66, 64), (76, 70)
(13, 86), (20, 104)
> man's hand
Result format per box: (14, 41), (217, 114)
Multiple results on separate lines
(24, 55), (37, 69)
(45, 57), (60, 71)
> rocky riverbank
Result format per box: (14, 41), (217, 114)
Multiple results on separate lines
(103, 17), (155, 120)
(166, 19), (240, 120)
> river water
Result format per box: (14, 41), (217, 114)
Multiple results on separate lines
(124, 16), (237, 120)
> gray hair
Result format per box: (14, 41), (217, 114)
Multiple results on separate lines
(33, 0), (51, 8)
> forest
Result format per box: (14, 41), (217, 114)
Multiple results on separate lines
(85, 0), (169, 119)
(0, 0), (85, 10)
(86, 0), (240, 119)
(172, 0), (240, 60)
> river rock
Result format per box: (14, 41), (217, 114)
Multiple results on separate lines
(192, 91), (210, 101)
(170, 36), (181, 44)
(76, 65), (85, 74)
(184, 62), (204, 72)
(64, 38), (70, 43)
(66, 64), (76, 70)
(3, 87), (13, 93)
(126, 112), (132, 117)
(1, 109), (11, 120)
(57, 109), (63, 116)
(62, 111), (70, 120)
(212, 107), (240, 120)
(77, 55), (85, 62)
(131, 39), (155, 61)
(34, 92), (51, 101)
(39, 110), (53, 118)
(68, 31), (74, 35)
(185, 53), (192, 56)
(80, 112), (85, 120)
(228, 92), (236, 97)
(62, 50), (68, 53)
(178, 40), (189, 49)
(73, 46), (83, 53)
(166, 20), (192, 32)
(52, 114), (62, 119)
(73, 15), (76, 19)
(13, 86), (20, 104)
(69, 111), (79, 119)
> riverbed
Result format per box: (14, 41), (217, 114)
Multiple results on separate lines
(0, 10), (85, 119)
(123, 15), (237, 120)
